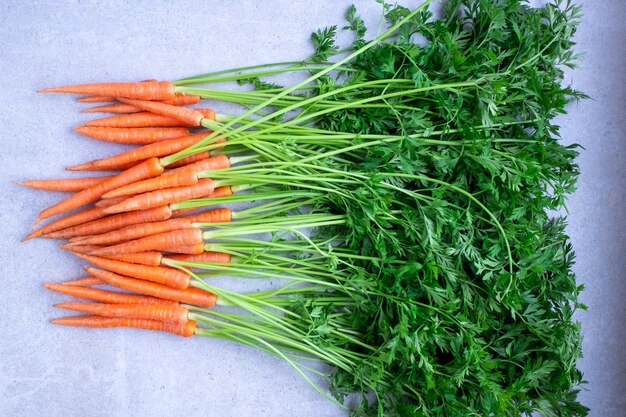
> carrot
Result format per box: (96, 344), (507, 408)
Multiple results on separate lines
(87, 267), (216, 307)
(51, 315), (196, 337)
(74, 126), (190, 145)
(24, 205), (109, 241)
(45, 283), (178, 305)
(103, 154), (230, 198)
(77, 95), (115, 103)
(54, 302), (189, 323)
(67, 133), (209, 172)
(35, 157), (164, 223)
(66, 162), (138, 172)
(77, 254), (190, 289)
(117, 98), (206, 127)
(162, 242), (206, 255)
(106, 251), (163, 266)
(81, 109), (216, 128)
(165, 251), (231, 264)
(89, 228), (204, 256)
(94, 195), (131, 208)
(167, 151), (210, 168)
(59, 243), (104, 254)
(61, 276), (105, 286)
(84, 103), (144, 114)
(39, 80), (176, 100)
(70, 207), (231, 246)
(103, 179), (217, 214)
(43, 205), (173, 239)
(17, 176), (114, 192)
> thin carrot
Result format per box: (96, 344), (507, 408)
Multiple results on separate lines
(169, 186), (233, 218)
(45, 283), (178, 305)
(77, 95), (115, 103)
(83, 95), (201, 114)
(69, 208), (231, 246)
(89, 228), (204, 256)
(51, 315), (196, 337)
(43, 205), (173, 239)
(161, 243), (206, 255)
(87, 267), (216, 307)
(25, 205), (109, 241)
(66, 132), (209, 171)
(17, 176), (114, 192)
(167, 151), (210, 168)
(74, 126), (190, 145)
(103, 179), (217, 214)
(35, 157), (164, 223)
(81, 109), (216, 128)
(39, 80), (176, 100)
(117, 98), (206, 126)
(66, 162), (137, 172)
(77, 254), (190, 289)
(54, 302), (189, 323)
(84, 103), (143, 114)
(103, 154), (230, 198)
(94, 195), (131, 208)
(61, 276), (105, 286)
(106, 251), (163, 266)
(59, 243), (104, 254)
(165, 251), (231, 264)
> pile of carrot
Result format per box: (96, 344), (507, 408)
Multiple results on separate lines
(22, 80), (242, 337)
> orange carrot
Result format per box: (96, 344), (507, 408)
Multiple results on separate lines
(66, 162), (138, 172)
(89, 228), (204, 256)
(103, 179), (217, 214)
(165, 251), (231, 264)
(103, 154), (230, 198)
(106, 251), (163, 266)
(43, 205), (173, 239)
(68, 218), (190, 246)
(87, 267), (216, 307)
(39, 80), (176, 100)
(59, 243), (104, 254)
(167, 151), (210, 168)
(70, 208), (231, 246)
(54, 302), (189, 323)
(94, 195), (131, 208)
(67, 132), (209, 171)
(117, 98), (206, 127)
(84, 103), (143, 114)
(52, 315), (196, 337)
(35, 157), (164, 223)
(162, 243), (206, 255)
(77, 254), (190, 289)
(77, 95), (115, 103)
(45, 283), (178, 305)
(17, 176), (114, 192)
(61, 276), (105, 286)
(74, 126), (190, 145)
(81, 109), (216, 128)
(25, 205), (109, 241)
(169, 187), (233, 218)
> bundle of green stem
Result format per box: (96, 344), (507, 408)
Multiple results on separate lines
(38, 1), (588, 416)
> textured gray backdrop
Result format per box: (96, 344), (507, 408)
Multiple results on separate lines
(0, 1), (624, 416)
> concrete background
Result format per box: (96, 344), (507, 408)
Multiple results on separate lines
(0, 1), (623, 416)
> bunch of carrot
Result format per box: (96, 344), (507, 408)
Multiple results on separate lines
(22, 80), (250, 337)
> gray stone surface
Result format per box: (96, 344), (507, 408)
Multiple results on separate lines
(0, 1), (623, 416)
